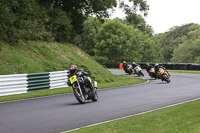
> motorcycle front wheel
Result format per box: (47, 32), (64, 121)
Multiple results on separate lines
(91, 88), (98, 102)
(139, 71), (144, 76)
(73, 87), (85, 104)
(163, 75), (170, 83)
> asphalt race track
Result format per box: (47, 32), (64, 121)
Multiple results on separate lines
(0, 70), (200, 133)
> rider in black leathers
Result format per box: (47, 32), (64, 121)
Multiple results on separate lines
(146, 63), (157, 79)
(154, 63), (170, 78)
(146, 63), (153, 73)
(67, 65), (93, 91)
(123, 61), (128, 72)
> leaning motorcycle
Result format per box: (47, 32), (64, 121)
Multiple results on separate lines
(124, 64), (133, 75)
(133, 65), (144, 76)
(69, 71), (98, 104)
(148, 67), (157, 79)
(157, 68), (170, 83)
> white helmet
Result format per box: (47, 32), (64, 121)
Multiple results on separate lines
(155, 63), (159, 67)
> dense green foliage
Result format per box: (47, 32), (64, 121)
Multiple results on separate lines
(0, 0), (167, 65)
(79, 18), (163, 64)
(3, 0), (200, 65)
(0, 0), (149, 42)
(0, 0), (163, 64)
(154, 23), (200, 63)
(125, 14), (153, 36)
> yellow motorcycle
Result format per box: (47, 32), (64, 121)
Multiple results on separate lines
(157, 68), (170, 83)
(124, 64), (133, 75)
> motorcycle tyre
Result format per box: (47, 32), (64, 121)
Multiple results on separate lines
(73, 87), (85, 104)
(139, 71), (144, 76)
(91, 88), (98, 102)
(163, 75), (170, 83)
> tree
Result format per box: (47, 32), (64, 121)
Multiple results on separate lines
(39, 0), (149, 34)
(80, 17), (102, 56)
(125, 14), (153, 36)
(139, 34), (164, 62)
(94, 19), (142, 63)
(119, 0), (149, 16)
(171, 24), (200, 63)
(0, 0), (16, 41)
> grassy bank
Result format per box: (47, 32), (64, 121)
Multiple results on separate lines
(69, 99), (200, 133)
(0, 41), (121, 83)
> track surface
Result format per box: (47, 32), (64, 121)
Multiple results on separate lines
(0, 70), (200, 133)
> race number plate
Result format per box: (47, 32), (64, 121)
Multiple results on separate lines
(69, 75), (77, 84)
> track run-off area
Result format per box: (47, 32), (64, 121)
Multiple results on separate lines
(0, 70), (200, 133)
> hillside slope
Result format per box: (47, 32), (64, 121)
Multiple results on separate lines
(0, 41), (119, 83)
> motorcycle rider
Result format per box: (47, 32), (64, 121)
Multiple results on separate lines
(67, 65), (94, 92)
(123, 61), (129, 73)
(146, 63), (152, 73)
(155, 63), (170, 78)
(123, 61), (128, 69)
(132, 62), (139, 74)
(146, 63), (157, 79)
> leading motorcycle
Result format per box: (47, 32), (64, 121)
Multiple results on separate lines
(157, 68), (170, 83)
(69, 71), (98, 104)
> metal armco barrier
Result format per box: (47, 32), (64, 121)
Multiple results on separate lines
(0, 70), (69, 96)
(49, 70), (68, 89)
(103, 63), (200, 70)
(27, 72), (50, 91)
(0, 74), (28, 96)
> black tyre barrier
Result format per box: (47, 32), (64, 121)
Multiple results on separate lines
(103, 63), (200, 70)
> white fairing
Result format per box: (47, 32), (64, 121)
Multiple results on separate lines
(135, 66), (142, 73)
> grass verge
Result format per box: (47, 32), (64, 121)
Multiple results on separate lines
(168, 70), (200, 74)
(69, 99), (200, 133)
(0, 76), (146, 103)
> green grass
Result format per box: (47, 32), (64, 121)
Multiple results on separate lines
(69, 99), (200, 133)
(168, 70), (200, 74)
(0, 41), (119, 83)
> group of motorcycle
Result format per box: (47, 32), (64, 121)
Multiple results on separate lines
(146, 63), (171, 83)
(123, 62), (171, 83)
(67, 62), (170, 104)
(123, 62), (144, 76)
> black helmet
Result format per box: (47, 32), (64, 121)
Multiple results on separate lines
(69, 65), (77, 74)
